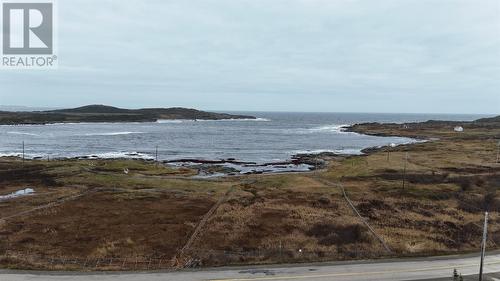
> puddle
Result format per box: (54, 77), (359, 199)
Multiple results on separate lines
(0, 188), (35, 201)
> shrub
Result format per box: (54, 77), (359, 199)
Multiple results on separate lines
(306, 223), (371, 246)
(458, 178), (472, 192)
(482, 192), (498, 211)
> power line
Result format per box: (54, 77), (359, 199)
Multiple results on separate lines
(155, 145), (159, 168)
(496, 140), (499, 164)
(402, 152), (408, 190)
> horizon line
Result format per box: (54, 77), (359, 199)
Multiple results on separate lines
(0, 104), (497, 116)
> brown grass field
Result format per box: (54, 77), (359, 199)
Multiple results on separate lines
(0, 119), (499, 270)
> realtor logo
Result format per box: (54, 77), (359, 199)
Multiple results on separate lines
(1, 1), (57, 69)
(3, 2), (53, 54)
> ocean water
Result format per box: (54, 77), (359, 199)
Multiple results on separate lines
(0, 112), (486, 172)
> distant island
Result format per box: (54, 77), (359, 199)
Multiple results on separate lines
(0, 105), (256, 125)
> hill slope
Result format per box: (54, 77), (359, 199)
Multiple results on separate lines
(0, 105), (256, 125)
(475, 115), (500, 123)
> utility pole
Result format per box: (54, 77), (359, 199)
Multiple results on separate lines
(22, 141), (25, 163)
(388, 143), (396, 162)
(387, 143), (390, 162)
(279, 240), (282, 261)
(402, 152), (408, 190)
(479, 211), (489, 281)
(496, 141), (499, 164)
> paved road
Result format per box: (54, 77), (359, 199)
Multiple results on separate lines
(1, 253), (500, 281)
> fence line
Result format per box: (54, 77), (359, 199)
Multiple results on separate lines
(312, 177), (392, 254)
(0, 246), (386, 271)
(339, 183), (392, 253)
(177, 186), (235, 256)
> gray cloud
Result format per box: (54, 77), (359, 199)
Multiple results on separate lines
(1, 0), (499, 114)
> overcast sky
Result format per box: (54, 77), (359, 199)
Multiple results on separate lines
(1, 0), (499, 114)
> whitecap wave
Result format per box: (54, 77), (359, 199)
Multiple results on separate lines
(292, 148), (363, 155)
(308, 124), (350, 133)
(157, 118), (270, 123)
(0, 152), (23, 157)
(7, 131), (39, 136)
(83, 131), (144, 136)
(156, 119), (185, 124)
(46, 122), (147, 126)
(0, 151), (155, 160)
(79, 152), (154, 160)
(198, 118), (268, 122)
(46, 122), (97, 126)
(280, 124), (351, 134)
(0, 152), (49, 159)
(218, 118), (270, 122)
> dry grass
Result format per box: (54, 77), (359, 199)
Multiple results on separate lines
(0, 122), (499, 270)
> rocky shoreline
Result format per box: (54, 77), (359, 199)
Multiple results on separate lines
(160, 150), (365, 176)
(8, 117), (486, 177)
(0, 131), (420, 178)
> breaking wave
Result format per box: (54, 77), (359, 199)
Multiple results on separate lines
(308, 124), (350, 133)
(157, 118), (270, 123)
(82, 131), (145, 136)
(7, 131), (39, 136)
(279, 124), (351, 134)
(292, 148), (363, 155)
(78, 152), (154, 160)
(0, 152), (46, 159)
(156, 120), (185, 124)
